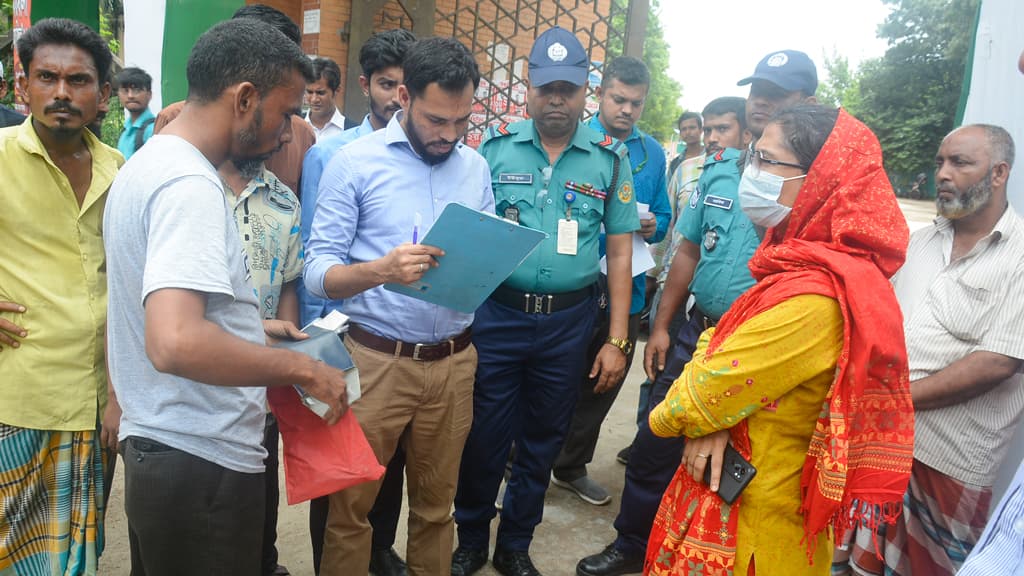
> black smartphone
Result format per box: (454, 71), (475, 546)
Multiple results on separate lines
(702, 443), (757, 505)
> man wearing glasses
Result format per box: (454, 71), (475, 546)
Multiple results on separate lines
(577, 49), (818, 576)
(550, 55), (671, 507)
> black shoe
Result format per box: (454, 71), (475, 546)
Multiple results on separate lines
(492, 548), (542, 576)
(451, 546), (488, 576)
(616, 444), (632, 465)
(576, 544), (643, 576)
(369, 547), (408, 576)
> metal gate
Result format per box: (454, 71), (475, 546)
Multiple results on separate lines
(344, 0), (648, 147)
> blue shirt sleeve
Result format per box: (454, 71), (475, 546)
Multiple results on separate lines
(647, 141), (670, 245)
(300, 145), (327, 247)
(303, 150), (359, 300)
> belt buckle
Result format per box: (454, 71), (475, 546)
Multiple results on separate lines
(412, 342), (424, 361)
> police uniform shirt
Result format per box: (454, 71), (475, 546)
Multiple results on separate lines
(675, 147), (759, 320)
(479, 119), (640, 294)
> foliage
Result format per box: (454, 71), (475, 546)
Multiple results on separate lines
(817, 51), (862, 113)
(854, 0), (979, 182)
(101, 94), (124, 148)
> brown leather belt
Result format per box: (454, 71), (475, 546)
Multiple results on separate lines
(490, 284), (593, 315)
(692, 306), (718, 331)
(346, 324), (472, 362)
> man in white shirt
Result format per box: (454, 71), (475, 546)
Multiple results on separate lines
(305, 57), (347, 141)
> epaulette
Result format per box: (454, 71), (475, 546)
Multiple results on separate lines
(703, 147), (742, 165)
(595, 133), (629, 160)
(481, 121), (515, 147)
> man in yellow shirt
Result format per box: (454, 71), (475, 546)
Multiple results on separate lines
(0, 18), (123, 576)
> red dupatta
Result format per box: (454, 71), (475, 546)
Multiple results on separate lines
(645, 109), (914, 574)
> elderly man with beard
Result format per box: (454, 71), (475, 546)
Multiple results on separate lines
(834, 124), (1024, 576)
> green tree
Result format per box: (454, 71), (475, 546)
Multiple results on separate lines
(855, 0), (979, 181)
(817, 50), (862, 113)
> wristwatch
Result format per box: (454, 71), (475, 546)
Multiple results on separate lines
(605, 336), (633, 356)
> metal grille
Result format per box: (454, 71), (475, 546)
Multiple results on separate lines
(431, 0), (634, 148)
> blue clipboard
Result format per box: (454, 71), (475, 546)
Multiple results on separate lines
(384, 203), (546, 313)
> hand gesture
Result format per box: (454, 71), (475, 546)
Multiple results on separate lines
(683, 429), (731, 492)
(381, 243), (444, 285)
(263, 319), (308, 346)
(302, 361), (349, 426)
(644, 326), (671, 381)
(101, 393), (122, 451)
(639, 215), (657, 239)
(590, 344), (626, 393)
(0, 301), (27, 351)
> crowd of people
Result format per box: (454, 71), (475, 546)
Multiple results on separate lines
(1, 5), (1023, 576)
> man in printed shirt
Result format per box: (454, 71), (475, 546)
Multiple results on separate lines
(835, 125), (1024, 576)
(0, 18), (122, 575)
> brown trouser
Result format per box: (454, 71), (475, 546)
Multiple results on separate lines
(321, 336), (477, 576)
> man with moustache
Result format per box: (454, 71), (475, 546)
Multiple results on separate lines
(297, 28), (416, 576)
(115, 66), (155, 159)
(104, 19), (348, 575)
(834, 124), (1024, 576)
(452, 26), (639, 576)
(305, 37), (492, 576)
(0, 61), (27, 127)
(0, 18), (122, 575)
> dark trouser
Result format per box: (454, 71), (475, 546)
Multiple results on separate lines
(454, 294), (597, 552)
(122, 436), (264, 576)
(262, 414), (281, 576)
(309, 445), (407, 575)
(612, 312), (702, 557)
(553, 312), (641, 482)
(635, 291), (688, 426)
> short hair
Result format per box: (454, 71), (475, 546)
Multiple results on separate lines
(678, 110), (702, 131)
(311, 57), (342, 92)
(602, 56), (650, 88)
(16, 18), (113, 85)
(769, 104), (840, 169)
(702, 97), (748, 131)
(359, 29), (416, 79)
(186, 19), (315, 104)
(232, 4), (302, 46)
(965, 124), (1016, 169)
(402, 37), (480, 99)
(116, 67), (152, 91)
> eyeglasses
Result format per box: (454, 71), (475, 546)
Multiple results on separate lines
(746, 149), (806, 177)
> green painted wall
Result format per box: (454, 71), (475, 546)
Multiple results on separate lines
(160, 0), (243, 105)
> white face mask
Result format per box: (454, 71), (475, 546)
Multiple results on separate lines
(738, 169), (806, 228)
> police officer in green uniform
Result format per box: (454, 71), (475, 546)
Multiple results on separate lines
(452, 26), (640, 576)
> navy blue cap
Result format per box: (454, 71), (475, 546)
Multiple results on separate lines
(737, 50), (818, 95)
(528, 26), (589, 87)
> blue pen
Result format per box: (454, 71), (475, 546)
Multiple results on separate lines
(413, 212), (422, 244)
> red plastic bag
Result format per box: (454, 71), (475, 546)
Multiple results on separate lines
(267, 386), (385, 505)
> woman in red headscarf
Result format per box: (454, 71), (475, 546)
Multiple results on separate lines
(643, 105), (915, 576)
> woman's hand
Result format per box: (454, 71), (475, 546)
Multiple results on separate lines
(682, 429), (731, 492)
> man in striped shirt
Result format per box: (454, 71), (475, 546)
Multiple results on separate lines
(835, 124), (1024, 576)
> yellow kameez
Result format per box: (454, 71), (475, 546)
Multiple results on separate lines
(650, 294), (844, 575)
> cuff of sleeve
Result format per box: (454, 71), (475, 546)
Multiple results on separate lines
(303, 256), (344, 300)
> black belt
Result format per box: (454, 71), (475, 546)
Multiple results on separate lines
(692, 306), (718, 331)
(490, 284), (593, 315)
(347, 324), (472, 362)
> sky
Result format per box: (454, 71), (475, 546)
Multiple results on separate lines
(659, 0), (893, 114)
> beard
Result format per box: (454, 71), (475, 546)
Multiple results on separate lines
(232, 157), (264, 180)
(369, 94), (400, 127)
(234, 106), (277, 166)
(936, 171), (993, 219)
(405, 114), (456, 166)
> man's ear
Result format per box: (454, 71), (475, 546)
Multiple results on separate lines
(803, 95), (818, 104)
(233, 81), (259, 118)
(397, 84), (411, 109)
(359, 74), (370, 97)
(991, 161), (1011, 190)
(741, 129), (753, 147)
(99, 81), (111, 106)
(594, 84), (603, 99)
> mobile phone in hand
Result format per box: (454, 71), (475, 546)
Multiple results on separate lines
(703, 442), (757, 505)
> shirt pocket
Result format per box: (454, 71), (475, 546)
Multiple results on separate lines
(928, 266), (996, 344)
(574, 197), (606, 229)
(494, 182), (537, 222)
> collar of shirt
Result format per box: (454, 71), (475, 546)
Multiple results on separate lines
(588, 113), (640, 143)
(306, 107), (346, 134)
(224, 166), (275, 207)
(510, 119), (594, 156)
(932, 204), (1018, 261)
(128, 108), (155, 129)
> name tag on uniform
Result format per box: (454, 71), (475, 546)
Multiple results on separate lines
(703, 195), (733, 210)
(499, 173), (534, 184)
(557, 218), (578, 255)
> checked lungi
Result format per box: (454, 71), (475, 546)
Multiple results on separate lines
(0, 423), (106, 576)
(832, 459), (992, 576)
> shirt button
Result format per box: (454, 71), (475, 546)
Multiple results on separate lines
(82, 254), (89, 261)
(1014, 519), (1024, 534)
(510, 195), (516, 201)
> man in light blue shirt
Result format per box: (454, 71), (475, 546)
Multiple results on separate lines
(115, 67), (155, 159)
(298, 29), (415, 576)
(959, 460), (1024, 575)
(304, 37), (494, 576)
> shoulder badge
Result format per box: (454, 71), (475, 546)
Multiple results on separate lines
(482, 121), (514, 146)
(617, 181), (634, 204)
(596, 134), (629, 160)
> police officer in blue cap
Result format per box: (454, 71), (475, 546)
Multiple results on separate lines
(576, 50), (818, 576)
(452, 26), (640, 576)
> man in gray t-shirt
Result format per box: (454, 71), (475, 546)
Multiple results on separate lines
(103, 19), (346, 576)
